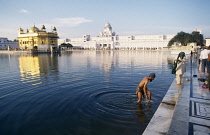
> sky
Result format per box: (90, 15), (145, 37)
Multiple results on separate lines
(1, 0), (210, 40)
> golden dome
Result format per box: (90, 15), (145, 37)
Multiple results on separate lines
(28, 25), (39, 33)
(53, 26), (57, 31)
(18, 27), (23, 31)
(29, 25), (39, 31)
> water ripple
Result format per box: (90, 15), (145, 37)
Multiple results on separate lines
(0, 51), (175, 135)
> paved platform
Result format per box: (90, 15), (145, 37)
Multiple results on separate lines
(143, 56), (210, 135)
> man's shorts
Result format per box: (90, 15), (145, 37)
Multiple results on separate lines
(136, 87), (144, 95)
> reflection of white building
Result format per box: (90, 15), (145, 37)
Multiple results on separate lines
(60, 50), (173, 74)
(0, 37), (18, 49)
(59, 23), (175, 50)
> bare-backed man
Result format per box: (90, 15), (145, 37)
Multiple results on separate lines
(136, 73), (156, 103)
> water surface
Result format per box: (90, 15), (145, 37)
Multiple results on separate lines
(0, 50), (174, 135)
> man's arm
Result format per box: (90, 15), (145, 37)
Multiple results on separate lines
(143, 79), (149, 97)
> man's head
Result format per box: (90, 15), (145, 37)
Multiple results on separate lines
(149, 73), (156, 82)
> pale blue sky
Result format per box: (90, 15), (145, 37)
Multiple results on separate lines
(1, 0), (210, 40)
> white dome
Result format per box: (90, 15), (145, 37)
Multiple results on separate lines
(104, 23), (111, 28)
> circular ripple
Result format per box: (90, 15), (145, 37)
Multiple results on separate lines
(94, 91), (135, 111)
(75, 90), (138, 129)
(80, 90), (137, 122)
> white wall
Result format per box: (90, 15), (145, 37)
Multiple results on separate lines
(206, 38), (210, 46)
(0, 37), (19, 49)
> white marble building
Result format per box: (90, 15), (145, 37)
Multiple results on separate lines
(0, 37), (18, 49)
(58, 23), (175, 50)
(206, 38), (210, 46)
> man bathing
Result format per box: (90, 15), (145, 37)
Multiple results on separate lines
(136, 73), (156, 103)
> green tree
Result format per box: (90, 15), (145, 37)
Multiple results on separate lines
(60, 43), (73, 48)
(13, 39), (18, 42)
(168, 31), (189, 46)
(191, 31), (204, 46)
(168, 31), (204, 46)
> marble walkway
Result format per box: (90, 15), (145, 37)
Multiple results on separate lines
(143, 57), (210, 135)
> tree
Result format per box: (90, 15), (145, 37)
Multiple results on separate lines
(168, 31), (204, 46)
(191, 31), (204, 46)
(168, 31), (189, 46)
(60, 43), (73, 48)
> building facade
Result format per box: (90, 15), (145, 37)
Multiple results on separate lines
(59, 23), (175, 50)
(18, 25), (59, 52)
(206, 38), (210, 46)
(0, 37), (18, 50)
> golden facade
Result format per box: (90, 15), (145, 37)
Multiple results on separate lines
(18, 25), (59, 52)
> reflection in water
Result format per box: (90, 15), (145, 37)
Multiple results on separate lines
(19, 54), (59, 85)
(64, 50), (174, 80)
(38, 54), (59, 82)
(0, 50), (175, 135)
(167, 57), (175, 69)
(136, 103), (152, 125)
(19, 55), (41, 85)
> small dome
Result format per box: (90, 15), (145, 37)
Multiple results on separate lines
(30, 25), (39, 31)
(41, 25), (46, 30)
(28, 25), (39, 33)
(18, 27), (23, 31)
(105, 23), (111, 28)
(53, 26), (57, 31)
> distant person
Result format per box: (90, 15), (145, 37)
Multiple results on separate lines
(197, 47), (201, 56)
(172, 52), (186, 85)
(198, 47), (203, 72)
(199, 46), (210, 73)
(136, 73), (156, 103)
